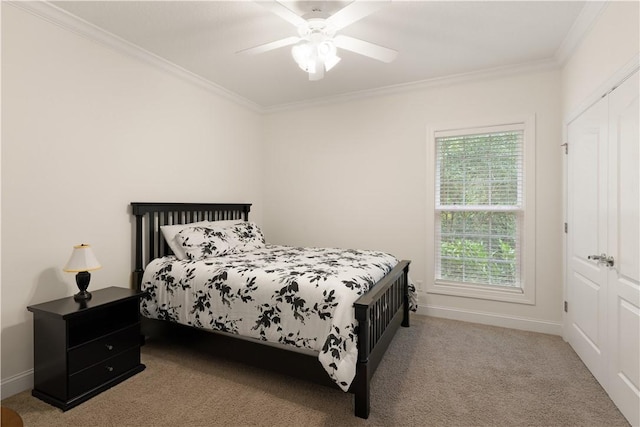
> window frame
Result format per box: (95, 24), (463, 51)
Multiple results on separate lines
(426, 116), (536, 305)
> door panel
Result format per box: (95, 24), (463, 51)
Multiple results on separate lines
(571, 131), (601, 258)
(575, 272), (601, 339)
(607, 71), (639, 427)
(617, 297), (638, 390)
(566, 95), (609, 385)
(569, 271), (604, 371)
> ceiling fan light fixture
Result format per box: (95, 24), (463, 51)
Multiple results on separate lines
(324, 54), (341, 72)
(318, 40), (340, 71)
(291, 37), (340, 79)
(292, 41), (312, 67)
(307, 58), (317, 74)
(241, 2), (397, 80)
(317, 40), (334, 57)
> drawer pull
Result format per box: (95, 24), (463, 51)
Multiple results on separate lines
(105, 344), (114, 351)
(105, 366), (114, 372)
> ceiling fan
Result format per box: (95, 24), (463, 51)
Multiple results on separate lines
(238, 1), (398, 81)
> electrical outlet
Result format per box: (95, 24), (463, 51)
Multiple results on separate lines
(415, 280), (423, 290)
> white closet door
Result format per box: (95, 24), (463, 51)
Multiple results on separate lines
(566, 95), (609, 385)
(606, 71), (639, 427)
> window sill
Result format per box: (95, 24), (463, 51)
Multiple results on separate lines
(427, 280), (535, 305)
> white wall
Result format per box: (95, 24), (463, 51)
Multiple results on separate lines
(264, 67), (564, 333)
(562, 1), (640, 117)
(1, 4), (264, 396)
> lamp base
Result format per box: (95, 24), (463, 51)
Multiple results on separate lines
(74, 290), (92, 301)
(74, 271), (93, 302)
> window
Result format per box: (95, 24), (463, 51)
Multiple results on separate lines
(427, 118), (535, 304)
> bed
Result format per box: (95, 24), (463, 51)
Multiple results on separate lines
(131, 202), (412, 418)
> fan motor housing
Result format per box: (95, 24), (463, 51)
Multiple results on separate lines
(297, 18), (336, 40)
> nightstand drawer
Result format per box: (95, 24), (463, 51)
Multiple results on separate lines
(68, 347), (140, 398)
(68, 324), (140, 374)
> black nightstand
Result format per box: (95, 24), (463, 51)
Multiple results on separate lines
(27, 286), (146, 411)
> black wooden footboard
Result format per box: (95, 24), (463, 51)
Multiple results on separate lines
(352, 260), (411, 418)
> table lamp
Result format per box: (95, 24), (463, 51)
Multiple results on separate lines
(63, 244), (101, 301)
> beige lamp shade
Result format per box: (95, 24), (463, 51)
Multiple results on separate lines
(63, 244), (102, 272)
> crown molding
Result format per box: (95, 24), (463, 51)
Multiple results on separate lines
(263, 58), (560, 114)
(554, 1), (608, 65)
(7, 1), (262, 113)
(8, 0), (572, 115)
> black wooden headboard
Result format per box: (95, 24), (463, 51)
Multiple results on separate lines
(131, 202), (252, 290)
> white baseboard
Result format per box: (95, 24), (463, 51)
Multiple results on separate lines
(417, 304), (563, 336)
(1, 370), (33, 400)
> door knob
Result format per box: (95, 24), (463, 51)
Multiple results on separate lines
(588, 253), (615, 267)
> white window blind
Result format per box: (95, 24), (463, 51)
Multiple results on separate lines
(435, 125), (524, 288)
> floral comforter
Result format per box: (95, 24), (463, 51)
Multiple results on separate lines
(140, 245), (404, 391)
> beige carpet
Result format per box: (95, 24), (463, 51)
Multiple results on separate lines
(2, 315), (629, 426)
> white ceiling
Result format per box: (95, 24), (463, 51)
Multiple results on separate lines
(48, 1), (588, 109)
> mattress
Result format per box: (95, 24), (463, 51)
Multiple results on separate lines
(140, 244), (399, 391)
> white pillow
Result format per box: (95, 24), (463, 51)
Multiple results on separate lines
(176, 226), (235, 260)
(174, 221), (265, 261)
(223, 222), (266, 253)
(160, 219), (244, 260)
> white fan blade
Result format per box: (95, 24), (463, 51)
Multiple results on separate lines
(258, 1), (307, 27)
(326, 0), (388, 31)
(333, 35), (398, 63)
(236, 36), (300, 55)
